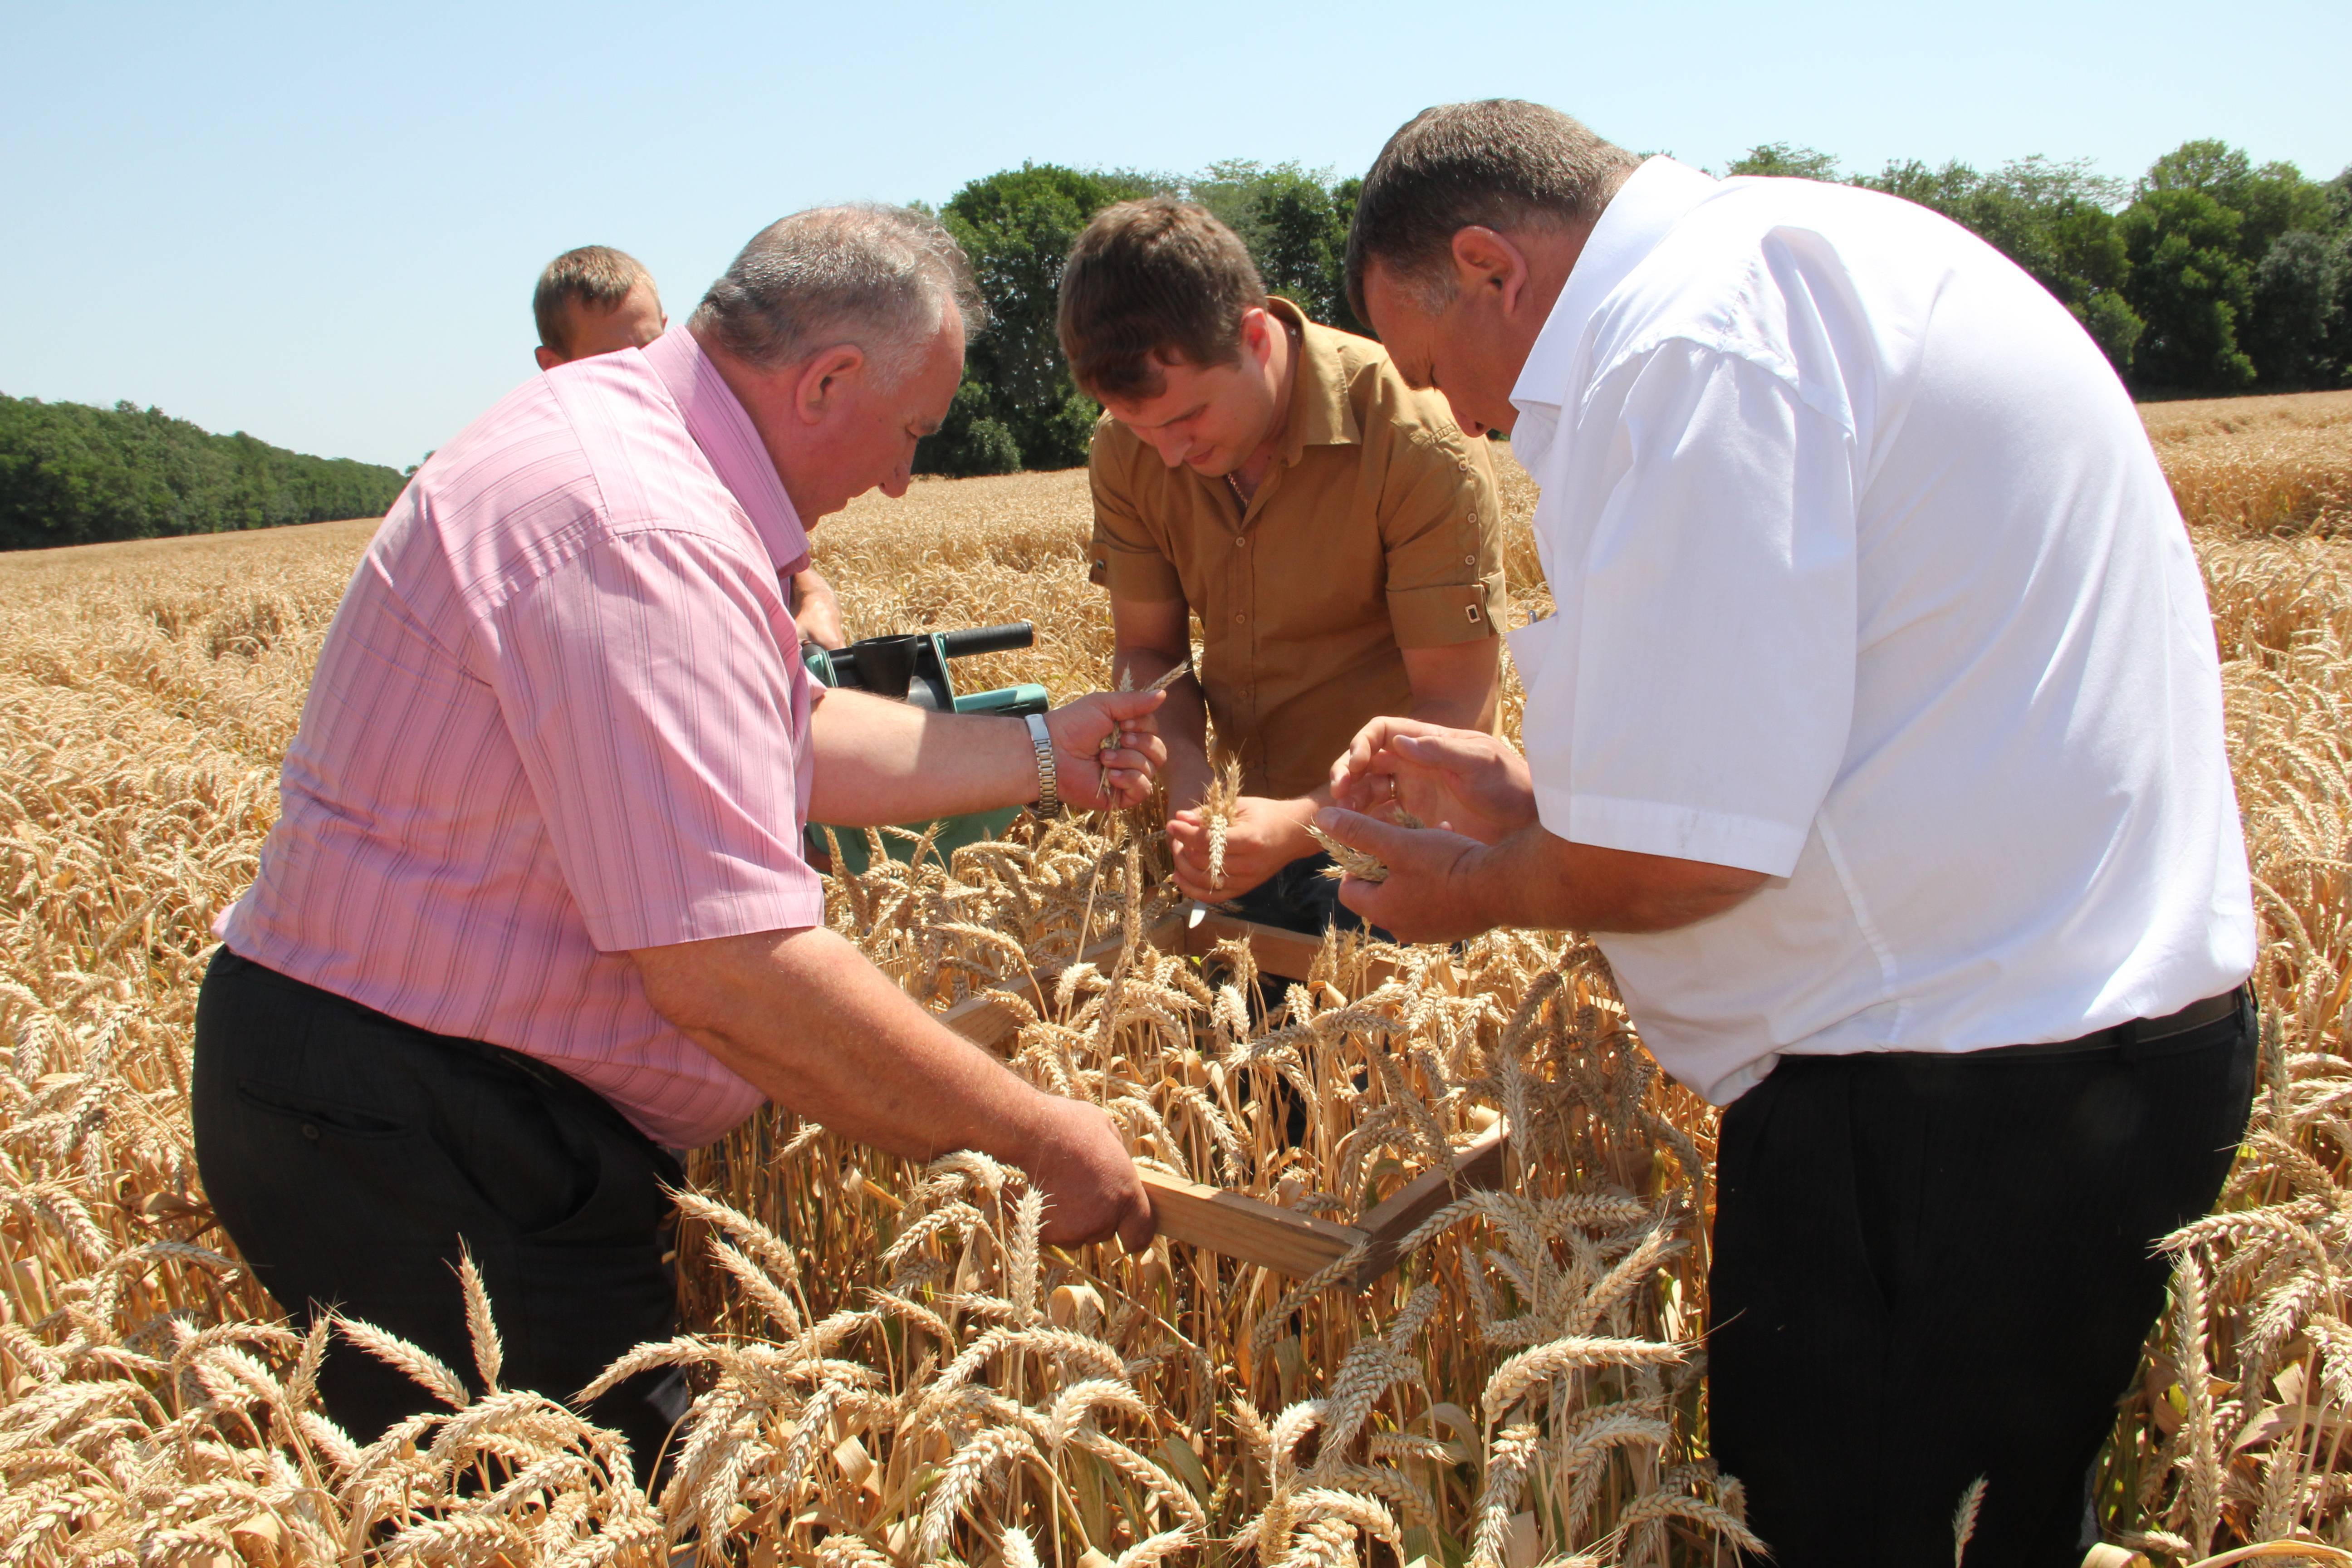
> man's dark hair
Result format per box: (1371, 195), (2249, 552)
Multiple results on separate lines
(532, 245), (655, 356)
(1344, 100), (1640, 322)
(1058, 198), (1269, 402)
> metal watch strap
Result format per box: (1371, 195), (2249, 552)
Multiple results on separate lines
(1024, 712), (1058, 816)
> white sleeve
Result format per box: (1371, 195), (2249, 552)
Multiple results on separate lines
(1529, 339), (1857, 878)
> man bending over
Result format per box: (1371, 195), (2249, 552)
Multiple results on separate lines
(1058, 199), (1507, 933)
(196, 208), (1165, 1479)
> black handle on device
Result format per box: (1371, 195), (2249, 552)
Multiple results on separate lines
(938, 622), (1034, 659)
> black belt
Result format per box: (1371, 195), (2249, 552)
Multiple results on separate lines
(1968, 985), (2250, 1062)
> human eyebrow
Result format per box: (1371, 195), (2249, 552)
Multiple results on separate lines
(1136, 404), (1208, 432)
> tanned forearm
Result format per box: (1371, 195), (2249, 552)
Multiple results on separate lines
(1457, 825), (1766, 934)
(806, 688), (1036, 825)
(639, 926), (1053, 1164)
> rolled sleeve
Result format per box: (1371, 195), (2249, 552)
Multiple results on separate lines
(1380, 430), (1509, 647)
(1529, 342), (1857, 878)
(486, 525), (825, 952)
(1089, 441), (1185, 601)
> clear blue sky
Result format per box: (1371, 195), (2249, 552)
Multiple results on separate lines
(6, 0), (2346, 469)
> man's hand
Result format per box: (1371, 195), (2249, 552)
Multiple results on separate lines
(790, 567), (848, 651)
(1022, 1093), (1156, 1250)
(1167, 795), (1315, 901)
(1045, 689), (1169, 810)
(1330, 717), (1537, 846)
(1313, 808), (1495, 943)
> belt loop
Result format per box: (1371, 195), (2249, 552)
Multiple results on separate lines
(2117, 1014), (2146, 1063)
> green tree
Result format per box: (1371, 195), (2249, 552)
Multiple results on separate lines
(920, 163), (1160, 476)
(1725, 143), (1842, 180)
(0, 394), (407, 550)
(2245, 229), (2348, 388)
(1190, 160), (1364, 333)
(2119, 188), (2258, 390)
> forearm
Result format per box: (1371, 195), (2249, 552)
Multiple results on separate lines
(1459, 825), (1766, 933)
(1406, 682), (1498, 735)
(807, 688), (1034, 824)
(647, 927), (1053, 1164)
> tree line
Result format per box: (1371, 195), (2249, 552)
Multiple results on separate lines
(0, 394), (411, 552)
(9, 135), (2341, 546)
(917, 139), (2352, 477)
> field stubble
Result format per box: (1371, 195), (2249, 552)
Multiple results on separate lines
(1, 400), (2350, 1566)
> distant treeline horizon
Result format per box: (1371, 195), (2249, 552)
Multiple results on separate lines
(8, 135), (2345, 548)
(912, 138), (2352, 476)
(0, 393), (409, 552)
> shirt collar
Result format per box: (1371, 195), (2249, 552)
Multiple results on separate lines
(1269, 296), (1361, 462)
(1510, 156), (1720, 430)
(642, 325), (812, 574)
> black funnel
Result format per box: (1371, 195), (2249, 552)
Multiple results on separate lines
(850, 634), (924, 700)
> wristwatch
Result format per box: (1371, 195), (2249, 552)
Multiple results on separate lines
(1024, 712), (1059, 817)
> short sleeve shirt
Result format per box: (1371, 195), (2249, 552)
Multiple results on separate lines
(217, 328), (823, 1148)
(1087, 298), (1509, 799)
(1508, 158), (2254, 1103)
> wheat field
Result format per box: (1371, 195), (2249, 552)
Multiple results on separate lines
(2, 401), (2350, 1567)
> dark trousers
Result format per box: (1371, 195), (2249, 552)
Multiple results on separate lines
(1710, 992), (2256, 1565)
(191, 947), (691, 1484)
(1229, 851), (1387, 939)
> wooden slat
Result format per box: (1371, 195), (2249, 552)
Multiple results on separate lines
(1138, 1167), (1366, 1279)
(1347, 1122), (1511, 1289)
(1180, 907), (1328, 982)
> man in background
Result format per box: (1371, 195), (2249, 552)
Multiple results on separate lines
(1322, 100), (2256, 1563)
(1058, 199), (1506, 934)
(534, 244), (846, 649)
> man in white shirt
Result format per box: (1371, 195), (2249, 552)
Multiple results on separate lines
(1319, 99), (2258, 1564)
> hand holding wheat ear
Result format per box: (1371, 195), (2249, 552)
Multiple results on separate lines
(1102, 661), (1191, 756)
(1202, 752), (1243, 891)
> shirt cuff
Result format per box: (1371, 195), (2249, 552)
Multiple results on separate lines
(1534, 785), (1807, 878)
(1387, 581), (1499, 647)
(583, 880), (828, 954)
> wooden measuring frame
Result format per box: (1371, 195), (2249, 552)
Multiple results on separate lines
(938, 903), (1511, 1290)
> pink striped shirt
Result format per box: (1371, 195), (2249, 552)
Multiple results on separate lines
(218, 328), (824, 1147)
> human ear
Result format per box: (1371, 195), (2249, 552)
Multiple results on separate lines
(1238, 306), (1274, 364)
(1450, 226), (1530, 313)
(793, 345), (867, 425)
(534, 344), (565, 372)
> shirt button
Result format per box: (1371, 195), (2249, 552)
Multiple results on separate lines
(1464, 554), (1476, 565)
(1235, 536), (1247, 548)
(1234, 613), (1245, 623)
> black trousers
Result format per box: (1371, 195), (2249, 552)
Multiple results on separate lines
(191, 948), (691, 1483)
(1710, 992), (2257, 1566)
(1229, 851), (1388, 940)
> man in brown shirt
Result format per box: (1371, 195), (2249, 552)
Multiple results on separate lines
(1060, 199), (1508, 932)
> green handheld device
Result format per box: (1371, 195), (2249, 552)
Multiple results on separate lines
(802, 624), (1051, 876)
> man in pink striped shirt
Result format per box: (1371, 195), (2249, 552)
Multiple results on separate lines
(191, 206), (1165, 1475)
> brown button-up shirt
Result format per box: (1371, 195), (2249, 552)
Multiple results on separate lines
(1087, 299), (1509, 800)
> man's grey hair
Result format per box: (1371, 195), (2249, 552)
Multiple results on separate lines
(690, 204), (985, 384)
(1345, 100), (1640, 320)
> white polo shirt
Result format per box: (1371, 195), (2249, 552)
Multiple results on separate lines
(1507, 157), (2255, 1105)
